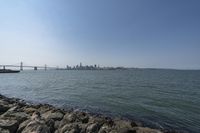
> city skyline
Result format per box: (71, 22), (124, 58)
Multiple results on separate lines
(0, 0), (200, 69)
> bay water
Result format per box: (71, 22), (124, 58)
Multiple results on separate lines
(0, 69), (200, 132)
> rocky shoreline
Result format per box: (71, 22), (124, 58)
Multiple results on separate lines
(0, 94), (186, 133)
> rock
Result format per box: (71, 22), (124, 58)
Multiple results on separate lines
(0, 94), (169, 133)
(133, 127), (163, 133)
(90, 116), (113, 127)
(23, 107), (37, 115)
(57, 113), (75, 128)
(98, 129), (107, 133)
(0, 104), (10, 114)
(3, 112), (29, 122)
(76, 112), (89, 123)
(0, 119), (19, 133)
(64, 113), (77, 123)
(21, 120), (50, 133)
(45, 118), (55, 133)
(82, 116), (89, 123)
(79, 123), (87, 133)
(86, 123), (100, 133)
(37, 106), (52, 114)
(109, 130), (118, 133)
(98, 124), (112, 133)
(54, 120), (61, 129)
(130, 121), (139, 127)
(31, 111), (42, 121)
(0, 127), (10, 133)
(0, 99), (10, 107)
(16, 119), (31, 133)
(113, 119), (133, 130)
(42, 110), (64, 121)
(19, 112), (52, 133)
(54, 130), (59, 133)
(60, 123), (80, 133)
(6, 106), (19, 112)
(118, 128), (136, 133)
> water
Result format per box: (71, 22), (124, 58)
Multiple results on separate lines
(0, 69), (200, 132)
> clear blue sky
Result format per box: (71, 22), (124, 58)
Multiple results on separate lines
(0, 0), (200, 69)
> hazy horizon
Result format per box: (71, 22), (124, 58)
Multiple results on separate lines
(0, 0), (200, 69)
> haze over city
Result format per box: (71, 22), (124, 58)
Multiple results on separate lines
(0, 0), (200, 69)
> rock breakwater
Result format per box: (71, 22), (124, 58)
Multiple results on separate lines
(0, 94), (186, 133)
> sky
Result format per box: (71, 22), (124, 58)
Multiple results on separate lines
(0, 0), (200, 69)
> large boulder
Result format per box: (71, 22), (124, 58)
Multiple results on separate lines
(0, 127), (10, 133)
(22, 107), (37, 115)
(21, 112), (51, 133)
(98, 124), (112, 133)
(86, 123), (100, 133)
(1, 107), (30, 125)
(16, 119), (31, 133)
(60, 123), (80, 133)
(0, 102), (10, 115)
(21, 120), (50, 133)
(0, 119), (19, 133)
(76, 112), (89, 124)
(42, 110), (64, 121)
(113, 119), (134, 130)
(59, 113), (78, 128)
(118, 128), (136, 133)
(64, 113), (77, 123)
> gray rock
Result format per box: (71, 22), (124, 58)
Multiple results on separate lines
(0, 105), (10, 114)
(45, 118), (55, 133)
(64, 113), (77, 123)
(79, 123), (87, 133)
(76, 112), (89, 124)
(0, 119), (19, 133)
(60, 123), (80, 133)
(54, 120), (61, 129)
(118, 128), (136, 133)
(16, 119), (31, 133)
(89, 116), (111, 127)
(113, 119), (133, 130)
(86, 123), (100, 133)
(31, 111), (42, 121)
(0, 127), (10, 133)
(22, 107), (37, 115)
(109, 130), (118, 133)
(98, 129), (107, 133)
(37, 106), (51, 114)
(6, 106), (18, 112)
(2, 112), (30, 124)
(21, 120), (50, 133)
(54, 129), (59, 133)
(98, 124), (112, 133)
(42, 110), (64, 121)
(18, 112), (52, 133)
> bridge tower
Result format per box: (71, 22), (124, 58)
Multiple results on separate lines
(45, 64), (47, 71)
(34, 67), (37, 70)
(20, 62), (23, 71)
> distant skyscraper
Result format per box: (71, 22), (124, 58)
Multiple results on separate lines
(80, 62), (82, 67)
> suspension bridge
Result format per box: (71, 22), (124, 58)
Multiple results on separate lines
(0, 62), (59, 71)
